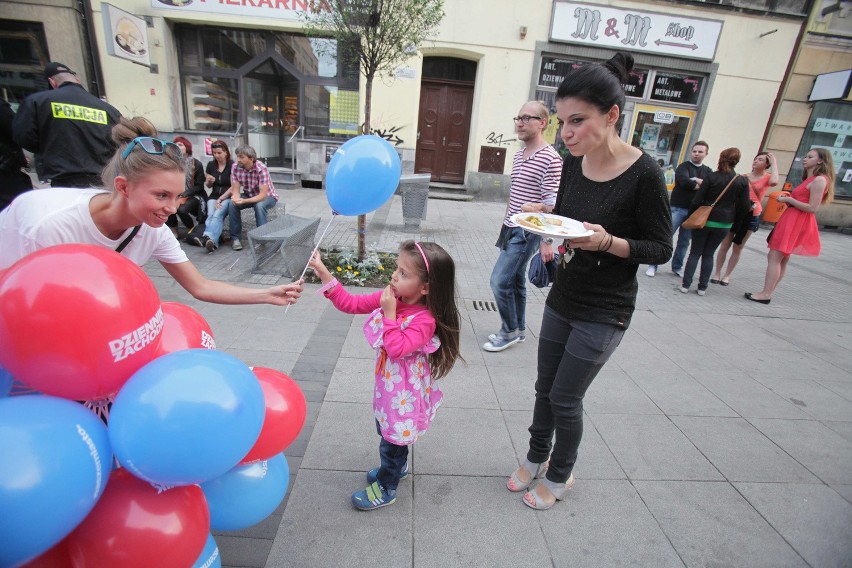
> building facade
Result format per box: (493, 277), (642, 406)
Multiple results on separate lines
(1, 0), (822, 206)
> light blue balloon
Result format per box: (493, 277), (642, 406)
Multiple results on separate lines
(108, 349), (265, 486)
(201, 454), (290, 531)
(325, 135), (402, 216)
(191, 533), (222, 568)
(0, 395), (112, 567)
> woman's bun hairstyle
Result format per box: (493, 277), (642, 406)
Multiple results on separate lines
(101, 116), (183, 187)
(603, 53), (634, 83)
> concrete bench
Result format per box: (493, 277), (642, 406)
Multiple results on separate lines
(247, 214), (321, 276)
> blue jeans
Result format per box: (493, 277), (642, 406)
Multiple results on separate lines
(650, 206), (691, 272)
(375, 421), (408, 491)
(528, 306), (624, 483)
(203, 198), (229, 245)
(228, 195), (277, 237)
(489, 225), (541, 337)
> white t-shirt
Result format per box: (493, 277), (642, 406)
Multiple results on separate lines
(0, 188), (188, 270)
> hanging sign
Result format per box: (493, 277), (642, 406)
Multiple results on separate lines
(102, 4), (151, 67)
(551, 1), (723, 62)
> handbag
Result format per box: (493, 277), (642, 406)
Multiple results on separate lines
(682, 174), (741, 230)
(528, 251), (559, 288)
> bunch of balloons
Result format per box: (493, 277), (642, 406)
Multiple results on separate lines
(0, 245), (307, 567)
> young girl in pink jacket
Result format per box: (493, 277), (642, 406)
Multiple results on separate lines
(309, 240), (462, 510)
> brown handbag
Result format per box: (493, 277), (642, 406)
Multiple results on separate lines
(682, 174), (741, 230)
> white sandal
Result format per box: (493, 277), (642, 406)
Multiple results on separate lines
(522, 475), (575, 510)
(507, 460), (549, 492)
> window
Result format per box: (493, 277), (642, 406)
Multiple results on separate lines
(304, 84), (359, 138)
(788, 101), (852, 200)
(184, 76), (239, 133)
(0, 20), (50, 105)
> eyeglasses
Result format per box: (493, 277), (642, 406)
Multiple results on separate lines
(211, 142), (226, 149)
(121, 137), (181, 160)
(513, 115), (544, 124)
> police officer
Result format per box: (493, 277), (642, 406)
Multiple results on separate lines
(12, 62), (121, 188)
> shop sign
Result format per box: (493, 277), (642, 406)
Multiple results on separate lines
(150, 0), (330, 21)
(551, 1), (723, 62)
(649, 73), (703, 105)
(539, 57), (648, 97)
(654, 110), (675, 124)
(103, 4), (151, 67)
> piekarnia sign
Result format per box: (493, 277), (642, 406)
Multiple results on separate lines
(150, 0), (331, 21)
(551, 1), (723, 62)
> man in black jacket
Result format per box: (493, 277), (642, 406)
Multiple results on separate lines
(0, 100), (33, 211)
(12, 62), (121, 188)
(646, 141), (712, 278)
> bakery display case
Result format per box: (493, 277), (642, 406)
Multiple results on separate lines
(185, 76), (239, 132)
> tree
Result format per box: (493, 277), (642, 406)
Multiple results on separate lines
(303, 0), (444, 260)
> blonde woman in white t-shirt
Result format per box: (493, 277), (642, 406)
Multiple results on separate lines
(0, 117), (302, 306)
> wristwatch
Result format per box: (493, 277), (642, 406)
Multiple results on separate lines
(544, 238), (554, 245)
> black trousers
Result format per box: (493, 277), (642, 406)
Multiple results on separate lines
(527, 306), (624, 483)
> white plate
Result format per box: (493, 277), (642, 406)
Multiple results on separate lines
(510, 213), (594, 239)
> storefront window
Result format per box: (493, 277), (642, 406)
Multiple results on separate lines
(629, 104), (696, 173)
(0, 20), (50, 105)
(788, 101), (851, 200)
(183, 76), (239, 133)
(304, 85), (359, 138)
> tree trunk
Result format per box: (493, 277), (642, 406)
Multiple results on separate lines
(358, 74), (375, 261)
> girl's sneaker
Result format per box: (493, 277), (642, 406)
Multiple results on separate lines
(366, 462), (409, 484)
(352, 481), (396, 511)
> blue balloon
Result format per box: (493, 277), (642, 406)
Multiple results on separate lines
(0, 395), (112, 567)
(201, 454), (290, 531)
(108, 349), (265, 486)
(191, 533), (222, 568)
(0, 366), (11, 398)
(325, 135), (402, 216)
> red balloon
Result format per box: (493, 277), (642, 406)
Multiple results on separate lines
(241, 367), (307, 463)
(155, 302), (216, 357)
(0, 245), (162, 400)
(20, 538), (72, 568)
(66, 469), (209, 568)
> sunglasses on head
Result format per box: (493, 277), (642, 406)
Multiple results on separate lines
(211, 142), (226, 149)
(121, 137), (181, 160)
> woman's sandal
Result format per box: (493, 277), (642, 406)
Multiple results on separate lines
(522, 475), (575, 510)
(507, 460), (549, 492)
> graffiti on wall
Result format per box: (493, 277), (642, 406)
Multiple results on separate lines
(485, 132), (516, 146)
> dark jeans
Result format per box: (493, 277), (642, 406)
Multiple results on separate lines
(375, 420), (408, 491)
(166, 195), (205, 230)
(527, 306), (624, 483)
(682, 227), (728, 290)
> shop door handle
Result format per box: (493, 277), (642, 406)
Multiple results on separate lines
(442, 136), (446, 146)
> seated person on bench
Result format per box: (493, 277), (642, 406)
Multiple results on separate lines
(223, 144), (279, 251)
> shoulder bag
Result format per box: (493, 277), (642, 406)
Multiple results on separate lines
(682, 174), (742, 230)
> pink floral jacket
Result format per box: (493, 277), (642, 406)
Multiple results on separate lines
(325, 284), (443, 445)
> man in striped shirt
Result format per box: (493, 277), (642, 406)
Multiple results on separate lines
(483, 101), (562, 352)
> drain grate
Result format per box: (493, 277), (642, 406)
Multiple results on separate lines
(471, 300), (498, 311)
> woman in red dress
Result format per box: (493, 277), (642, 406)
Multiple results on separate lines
(745, 148), (835, 304)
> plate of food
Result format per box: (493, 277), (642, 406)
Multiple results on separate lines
(510, 213), (594, 239)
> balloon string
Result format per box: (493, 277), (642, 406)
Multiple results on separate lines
(284, 213), (337, 314)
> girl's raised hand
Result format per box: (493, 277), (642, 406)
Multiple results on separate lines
(380, 285), (396, 320)
(308, 251), (332, 284)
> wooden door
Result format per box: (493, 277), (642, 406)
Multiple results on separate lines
(414, 81), (473, 183)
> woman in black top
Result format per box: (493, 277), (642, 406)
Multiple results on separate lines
(166, 136), (206, 234)
(204, 140), (233, 203)
(506, 52), (672, 510)
(680, 148), (750, 295)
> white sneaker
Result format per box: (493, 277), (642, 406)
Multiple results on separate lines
(697, 289), (706, 296)
(488, 332), (525, 344)
(232, 239), (243, 251)
(679, 286), (689, 294)
(645, 266), (657, 277)
(483, 335), (520, 352)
